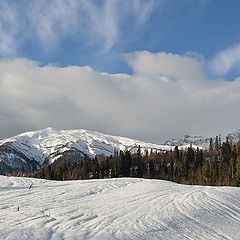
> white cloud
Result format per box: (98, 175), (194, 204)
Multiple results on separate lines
(0, 0), (156, 55)
(125, 51), (205, 84)
(0, 52), (240, 141)
(209, 43), (240, 77)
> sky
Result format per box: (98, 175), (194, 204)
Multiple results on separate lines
(0, 0), (240, 143)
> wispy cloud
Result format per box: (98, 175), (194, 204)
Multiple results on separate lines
(81, 0), (156, 52)
(0, 1), (19, 55)
(0, 0), (156, 56)
(209, 43), (240, 78)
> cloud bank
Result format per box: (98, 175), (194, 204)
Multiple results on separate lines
(0, 51), (240, 142)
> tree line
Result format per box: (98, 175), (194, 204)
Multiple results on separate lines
(34, 136), (240, 187)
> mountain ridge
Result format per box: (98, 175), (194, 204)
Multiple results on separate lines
(0, 127), (172, 174)
(1, 127), (240, 174)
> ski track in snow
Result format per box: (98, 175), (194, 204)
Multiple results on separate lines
(0, 176), (240, 240)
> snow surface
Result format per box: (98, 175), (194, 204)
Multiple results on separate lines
(0, 176), (240, 240)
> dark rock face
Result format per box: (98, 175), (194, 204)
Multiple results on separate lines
(0, 143), (41, 174)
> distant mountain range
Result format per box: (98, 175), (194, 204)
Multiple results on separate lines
(163, 135), (211, 148)
(0, 127), (240, 174)
(164, 130), (240, 147)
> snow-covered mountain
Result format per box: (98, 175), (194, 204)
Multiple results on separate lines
(227, 129), (240, 141)
(0, 127), (172, 173)
(164, 130), (240, 148)
(1, 127), (240, 174)
(163, 135), (211, 148)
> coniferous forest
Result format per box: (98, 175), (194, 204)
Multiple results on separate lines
(34, 136), (240, 187)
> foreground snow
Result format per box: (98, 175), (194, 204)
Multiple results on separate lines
(0, 176), (240, 240)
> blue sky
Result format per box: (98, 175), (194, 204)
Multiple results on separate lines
(1, 0), (240, 76)
(0, 0), (240, 141)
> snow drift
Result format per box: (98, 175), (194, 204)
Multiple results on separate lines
(0, 176), (240, 240)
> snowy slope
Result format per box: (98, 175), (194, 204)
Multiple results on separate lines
(164, 130), (240, 148)
(1, 127), (240, 173)
(0, 176), (240, 240)
(163, 135), (210, 148)
(227, 129), (240, 142)
(0, 128), (173, 172)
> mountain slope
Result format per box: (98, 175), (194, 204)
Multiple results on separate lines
(0, 127), (171, 173)
(163, 135), (211, 148)
(1, 127), (240, 174)
(227, 129), (240, 141)
(164, 130), (240, 148)
(0, 176), (240, 239)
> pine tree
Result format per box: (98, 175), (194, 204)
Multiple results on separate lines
(137, 145), (141, 156)
(209, 138), (213, 151)
(215, 136), (219, 151)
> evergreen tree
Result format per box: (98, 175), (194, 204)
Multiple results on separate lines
(209, 138), (213, 151)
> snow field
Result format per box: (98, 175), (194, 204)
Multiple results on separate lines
(0, 176), (240, 240)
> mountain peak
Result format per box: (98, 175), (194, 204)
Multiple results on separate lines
(0, 128), (172, 174)
(1, 128), (240, 174)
